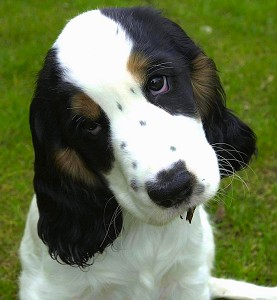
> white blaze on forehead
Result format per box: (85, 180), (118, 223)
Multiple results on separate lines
(54, 10), (136, 112)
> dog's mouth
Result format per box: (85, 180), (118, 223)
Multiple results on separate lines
(180, 206), (196, 224)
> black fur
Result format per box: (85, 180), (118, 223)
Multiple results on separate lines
(204, 107), (257, 177)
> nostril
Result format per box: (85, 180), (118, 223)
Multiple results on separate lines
(145, 161), (195, 208)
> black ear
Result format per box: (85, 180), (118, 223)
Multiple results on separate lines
(190, 53), (256, 177)
(30, 49), (122, 267)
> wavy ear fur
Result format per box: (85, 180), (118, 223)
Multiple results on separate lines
(30, 49), (122, 267)
(190, 54), (256, 177)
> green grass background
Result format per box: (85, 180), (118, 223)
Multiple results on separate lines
(0, 0), (276, 298)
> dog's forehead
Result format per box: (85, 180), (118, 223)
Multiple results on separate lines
(54, 10), (132, 78)
(54, 10), (152, 111)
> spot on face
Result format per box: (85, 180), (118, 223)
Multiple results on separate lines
(130, 179), (139, 191)
(55, 148), (98, 186)
(71, 93), (101, 120)
(117, 102), (123, 111)
(139, 120), (146, 126)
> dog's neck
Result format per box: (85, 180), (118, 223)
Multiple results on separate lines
(113, 206), (204, 253)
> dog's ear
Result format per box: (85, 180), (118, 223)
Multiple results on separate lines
(190, 53), (256, 177)
(30, 49), (122, 267)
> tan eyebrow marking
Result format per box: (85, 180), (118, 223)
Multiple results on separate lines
(71, 93), (101, 120)
(127, 52), (149, 84)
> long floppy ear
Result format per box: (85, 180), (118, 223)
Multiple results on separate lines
(190, 53), (256, 177)
(30, 49), (122, 267)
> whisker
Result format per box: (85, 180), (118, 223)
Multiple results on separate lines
(213, 144), (248, 168)
(100, 195), (122, 249)
(147, 61), (173, 72)
(212, 142), (256, 175)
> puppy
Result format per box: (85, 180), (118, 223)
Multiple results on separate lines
(19, 7), (277, 300)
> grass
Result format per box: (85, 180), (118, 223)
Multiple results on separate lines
(0, 0), (276, 298)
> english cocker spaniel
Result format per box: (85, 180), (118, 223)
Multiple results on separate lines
(19, 7), (277, 300)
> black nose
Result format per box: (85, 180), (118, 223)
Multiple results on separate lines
(146, 161), (195, 208)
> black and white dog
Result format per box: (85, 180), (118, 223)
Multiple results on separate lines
(19, 7), (277, 300)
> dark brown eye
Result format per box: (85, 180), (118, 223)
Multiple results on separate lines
(81, 119), (102, 135)
(147, 76), (169, 96)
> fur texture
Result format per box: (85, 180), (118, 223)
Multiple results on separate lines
(19, 7), (276, 300)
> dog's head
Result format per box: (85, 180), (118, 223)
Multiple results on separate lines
(30, 7), (256, 267)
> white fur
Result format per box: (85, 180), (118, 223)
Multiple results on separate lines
(20, 197), (215, 300)
(19, 9), (277, 300)
(210, 278), (277, 300)
(20, 199), (277, 300)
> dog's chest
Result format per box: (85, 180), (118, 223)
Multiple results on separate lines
(81, 208), (214, 300)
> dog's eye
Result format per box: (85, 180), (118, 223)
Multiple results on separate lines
(81, 119), (102, 135)
(147, 76), (169, 96)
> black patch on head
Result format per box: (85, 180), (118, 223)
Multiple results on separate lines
(101, 7), (199, 118)
(132, 161), (137, 169)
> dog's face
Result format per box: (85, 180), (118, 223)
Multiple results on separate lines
(30, 8), (256, 266)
